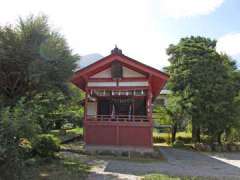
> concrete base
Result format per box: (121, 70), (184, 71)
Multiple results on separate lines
(85, 145), (153, 154)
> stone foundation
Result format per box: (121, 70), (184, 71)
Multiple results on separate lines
(85, 145), (153, 154)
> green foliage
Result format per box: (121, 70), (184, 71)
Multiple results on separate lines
(153, 105), (171, 125)
(143, 174), (203, 180)
(226, 127), (240, 143)
(0, 15), (79, 106)
(33, 134), (60, 157)
(153, 136), (170, 144)
(21, 156), (90, 180)
(50, 127), (83, 143)
(177, 136), (192, 144)
(0, 99), (40, 179)
(19, 138), (33, 158)
(166, 36), (240, 143)
(0, 14), (82, 179)
(172, 140), (185, 148)
(154, 95), (187, 143)
(1, 100), (40, 140)
(153, 131), (191, 144)
(23, 84), (84, 132)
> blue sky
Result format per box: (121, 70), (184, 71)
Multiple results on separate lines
(154, 0), (240, 39)
(0, 0), (239, 69)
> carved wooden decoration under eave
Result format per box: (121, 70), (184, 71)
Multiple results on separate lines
(111, 61), (123, 80)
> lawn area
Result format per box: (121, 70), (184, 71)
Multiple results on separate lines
(153, 130), (192, 139)
(143, 174), (217, 180)
(153, 129), (192, 144)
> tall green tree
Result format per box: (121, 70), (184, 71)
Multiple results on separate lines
(0, 15), (80, 179)
(166, 36), (239, 143)
(0, 15), (79, 106)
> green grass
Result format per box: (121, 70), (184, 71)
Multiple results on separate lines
(67, 127), (83, 135)
(0, 155), (90, 180)
(153, 130), (191, 139)
(143, 174), (218, 180)
(153, 130), (192, 145)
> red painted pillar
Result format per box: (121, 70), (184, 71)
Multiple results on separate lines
(147, 77), (153, 147)
(83, 88), (89, 143)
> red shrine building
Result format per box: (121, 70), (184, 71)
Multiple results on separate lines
(71, 47), (169, 151)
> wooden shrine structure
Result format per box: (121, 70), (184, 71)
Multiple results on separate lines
(71, 47), (169, 151)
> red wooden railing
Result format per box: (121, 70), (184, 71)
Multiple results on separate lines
(86, 115), (149, 122)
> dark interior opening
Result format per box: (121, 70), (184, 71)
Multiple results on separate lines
(97, 98), (146, 116)
(98, 99), (111, 115)
(134, 98), (147, 116)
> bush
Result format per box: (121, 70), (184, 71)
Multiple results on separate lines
(177, 136), (192, 144)
(62, 123), (74, 130)
(33, 134), (60, 157)
(172, 140), (185, 148)
(18, 138), (33, 158)
(153, 136), (168, 143)
(194, 143), (212, 152)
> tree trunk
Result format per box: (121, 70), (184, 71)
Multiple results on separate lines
(192, 122), (200, 143)
(217, 131), (223, 145)
(196, 127), (200, 142)
(171, 123), (177, 143)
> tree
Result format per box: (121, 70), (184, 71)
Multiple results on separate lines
(153, 95), (186, 143)
(0, 99), (40, 179)
(26, 84), (84, 132)
(0, 15), (79, 106)
(165, 95), (186, 143)
(166, 36), (239, 143)
(0, 15), (80, 179)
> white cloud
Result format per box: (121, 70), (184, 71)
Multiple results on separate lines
(217, 33), (240, 57)
(156, 0), (224, 18)
(0, 0), (223, 70)
(0, 0), (172, 70)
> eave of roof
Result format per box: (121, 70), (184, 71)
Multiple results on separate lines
(73, 53), (169, 79)
(71, 52), (169, 97)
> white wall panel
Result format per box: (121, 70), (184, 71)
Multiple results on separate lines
(87, 102), (97, 116)
(88, 82), (117, 87)
(119, 81), (148, 86)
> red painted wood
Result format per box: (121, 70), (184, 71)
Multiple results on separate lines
(87, 86), (149, 90)
(71, 53), (169, 97)
(119, 126), (152, 147)
(85, 121), (152, 147)
(85, 120), (151, 127)
(72, 51), (169, 148)
(85, 125), (117, 145)
(83, 89), (88, 143)
(88, 77), (148, 82)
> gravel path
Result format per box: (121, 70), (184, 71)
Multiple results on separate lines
(89, 148), (240, 179)
(62, 147), (240, 180)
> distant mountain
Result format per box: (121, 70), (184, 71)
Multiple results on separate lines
(76, 53), (103, 70)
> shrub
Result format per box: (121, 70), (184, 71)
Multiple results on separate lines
(153, 136), (168, 143)
(33, 134), (60, 157)
(194, 143), (212, 152)
(18, 138), (32, 158)
(177, 136), (192, 144)
(172, 140), (185, 148)
(62, 123), (74, 130)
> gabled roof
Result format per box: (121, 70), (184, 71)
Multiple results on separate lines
(71, 47), (169, 97)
